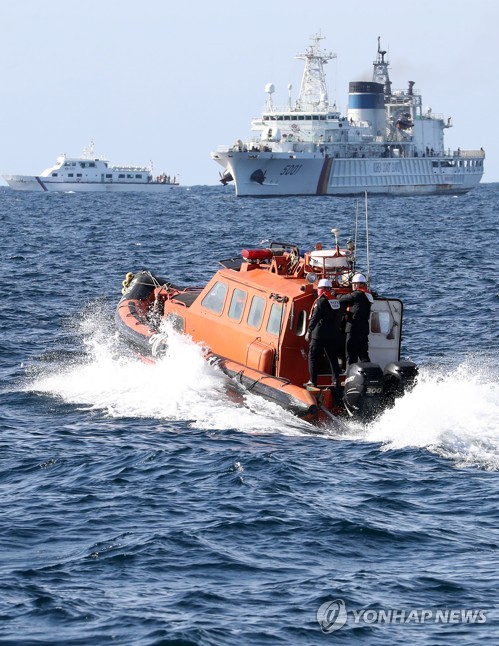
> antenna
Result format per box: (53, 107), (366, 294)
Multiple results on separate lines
(354, 199), (359, 272)
(365, 191), (370, 285)
(265, 83), (275, 111)
(331, 227), (340, 253)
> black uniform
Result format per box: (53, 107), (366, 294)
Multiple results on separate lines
(306, 294), (343, 386)
(337, 288), (373, 364)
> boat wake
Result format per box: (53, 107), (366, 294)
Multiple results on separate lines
(27, 309), (499, 468)
(359, 357), (499, 470)
(27, 309), (310, 436)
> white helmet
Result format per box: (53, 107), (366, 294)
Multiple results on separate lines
(352, 273), (367, 284)
(317, 278), (332, 289)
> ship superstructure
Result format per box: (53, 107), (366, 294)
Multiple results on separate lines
(211, 36), (484, 196)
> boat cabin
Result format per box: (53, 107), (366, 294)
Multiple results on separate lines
(40, 155), (154, 184)
(150, 242), (405, 388)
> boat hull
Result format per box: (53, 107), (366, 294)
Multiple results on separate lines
(209, 356), (319, 420)
(2, 175), (179, 192)
(212, 152), (483, 197)
(114, 272), (321, 421)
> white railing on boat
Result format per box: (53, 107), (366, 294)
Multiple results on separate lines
(456, 149), (486, 158)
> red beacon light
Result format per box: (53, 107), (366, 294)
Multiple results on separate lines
(241, 248), (273, 262)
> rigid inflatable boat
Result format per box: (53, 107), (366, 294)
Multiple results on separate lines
(115, 231), (417, 425)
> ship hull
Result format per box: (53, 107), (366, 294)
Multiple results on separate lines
(212, 152), (483, 197)
(3, 175), (179, 192)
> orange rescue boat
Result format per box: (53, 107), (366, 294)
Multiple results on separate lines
(115, 232), (417, 425)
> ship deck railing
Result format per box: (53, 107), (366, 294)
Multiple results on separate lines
(217, 141), (485, 160)
(455, 149), (486, 158)
(112, 165), (150, 172)
(413, 113), (445, 122)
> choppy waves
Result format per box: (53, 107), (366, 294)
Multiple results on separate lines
(2, 186), (499, 644)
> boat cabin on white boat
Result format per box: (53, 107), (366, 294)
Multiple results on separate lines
(41, 155), (158, 185)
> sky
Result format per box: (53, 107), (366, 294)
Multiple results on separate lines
(1, 0), (498, 187)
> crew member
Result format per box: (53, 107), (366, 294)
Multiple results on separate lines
(305, 278), (342, 388)
(337, 273), (373, 365)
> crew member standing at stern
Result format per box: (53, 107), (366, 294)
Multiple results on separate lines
(305, 278), (342, 388)
(337, 273), (374, 365)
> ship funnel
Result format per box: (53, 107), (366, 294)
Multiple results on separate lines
(408, 81), (415, 96)
(347, 81), (386, 136)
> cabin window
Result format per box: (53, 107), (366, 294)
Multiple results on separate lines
(135, 174), (142, 179)
(201, 281), (228, 314)
(267, 303), (284, 335)
(89, 162), (96, 167)
(247, 295), (265, 328)
(68, 173), (74, 177)
(127, 174), (134, 178)
(52, 173), (58, 177)
(228, 288), (247, 321)
(76, 173), (82, 177)
(118, 174), (125, 178)
(106, 174), (112, 178)
(370, 310), (391, 335)
(295, 310), (307, 336)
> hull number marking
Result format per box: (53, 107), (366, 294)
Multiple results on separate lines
(280, 164), (303, 176)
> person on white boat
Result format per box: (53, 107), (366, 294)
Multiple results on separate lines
(337, 273), (374, 365)
(304, 278), (342, 388)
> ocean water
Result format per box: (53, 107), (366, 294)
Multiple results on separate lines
(1, 184), (498, 645)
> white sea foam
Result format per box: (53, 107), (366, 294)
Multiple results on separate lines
(30, 314), (308, 436)
(30, 311), (499, 467)
(362, 358), (499, 469)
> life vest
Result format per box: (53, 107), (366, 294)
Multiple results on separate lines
(311, 290), (340, 314)
(354, 283), (374, 304)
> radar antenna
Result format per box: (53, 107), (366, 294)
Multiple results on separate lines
(372, 37), (391, 88)
(295, 34), (336, 112)
(82, 140), (95, 159)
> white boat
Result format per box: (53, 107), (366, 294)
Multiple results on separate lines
(211, 36), (485, 197)
(3, 142), (180, 192)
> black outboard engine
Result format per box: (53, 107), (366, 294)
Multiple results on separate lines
(343, 362), (384, 422)
(383, 360), (418, 407)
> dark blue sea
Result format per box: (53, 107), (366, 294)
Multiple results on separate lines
(1, 184), (498, 645)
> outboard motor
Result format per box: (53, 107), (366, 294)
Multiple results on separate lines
(383, 360), (418, 407)
(343, 362), (384, 422)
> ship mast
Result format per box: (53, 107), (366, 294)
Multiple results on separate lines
(295, 34), (336, 112)
(372, 37), (391, 97)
